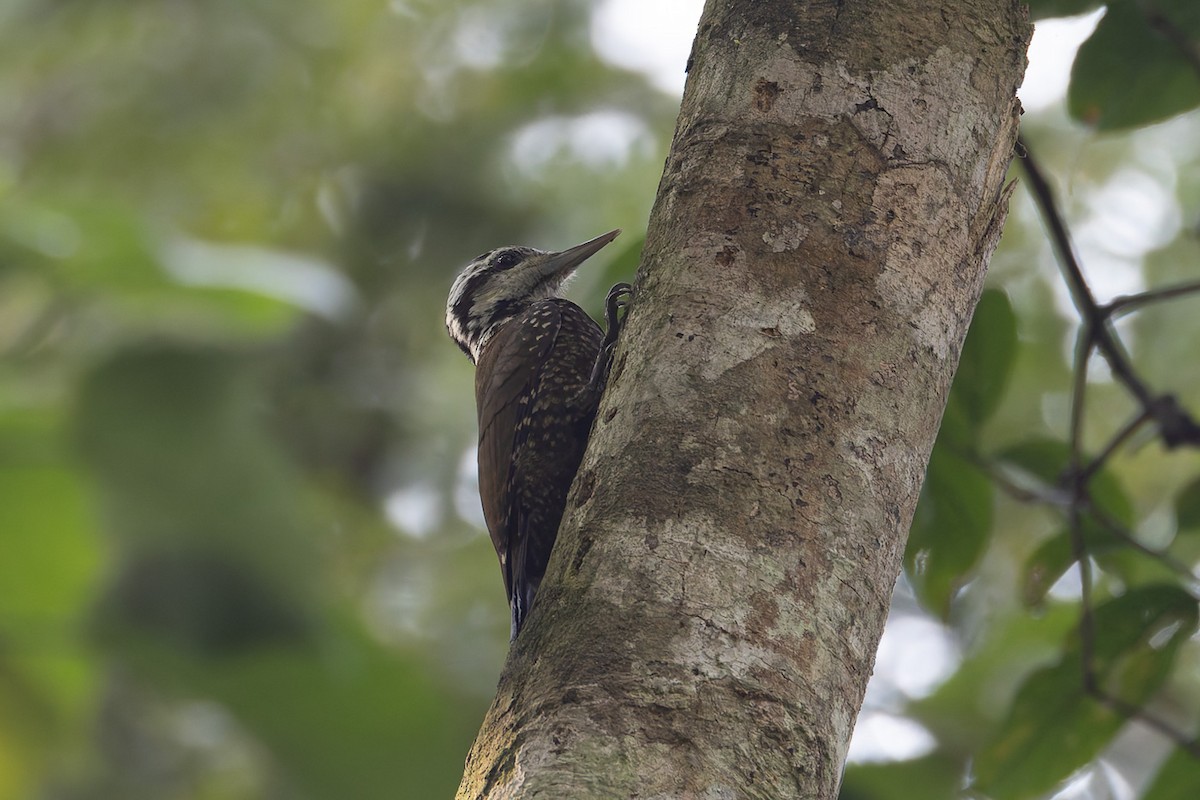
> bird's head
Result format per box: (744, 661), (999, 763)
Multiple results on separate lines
(446, 228), (621, 363)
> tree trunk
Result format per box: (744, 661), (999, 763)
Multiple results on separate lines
(457, 1), (1030, 797)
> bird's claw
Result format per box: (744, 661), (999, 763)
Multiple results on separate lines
(603, 282), (633, 348)
(589, 283), (634, 395)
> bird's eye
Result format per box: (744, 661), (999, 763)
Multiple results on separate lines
(494, 250), (522, 269)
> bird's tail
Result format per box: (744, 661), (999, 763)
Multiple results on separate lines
(509, 579), (538, 641)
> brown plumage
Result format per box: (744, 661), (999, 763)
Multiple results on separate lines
(445, 230), (628, 638)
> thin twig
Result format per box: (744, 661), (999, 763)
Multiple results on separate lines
(1005, 133), (1200, 763)
(1077, 408), (1153, 484)
(1092, 694), (1200, 758)
(1138, 0), (1200, 83)
(1017, 136), (1200, 449)
(1106, 278), (1200, 319)
(1017, 137), (1156, 409)
(981, 452), (1200, 588)
(1083, 501), (1200, 586)
(1065, 323), (1200, 758)
(967, 453), (1069, 506)
(975, 426), (1198, 584)
(1067, 328), (1098, 694)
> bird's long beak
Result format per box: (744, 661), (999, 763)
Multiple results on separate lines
(540, 229), (621, 279)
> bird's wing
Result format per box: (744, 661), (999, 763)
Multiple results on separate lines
(505, 303), (605, 635)
(474, 302), (563, 600)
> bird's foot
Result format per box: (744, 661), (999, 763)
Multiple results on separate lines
(603, 282), (633, 347)
(588, 283), (633, 394)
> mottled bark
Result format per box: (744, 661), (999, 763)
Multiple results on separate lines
(457, 0), (1030, 797)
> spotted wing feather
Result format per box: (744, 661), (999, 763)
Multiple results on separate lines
(474, 299), (603, 638)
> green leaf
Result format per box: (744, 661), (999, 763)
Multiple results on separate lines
(974, 660), (1117, 800)
(908, 604), (1078, 750)
(1022, 531), (1076, 607)
(975, 585), (1198, 799)
(998, 437), (1069, 483)
(949, 289), (1017, 432)
(1021, 520), (1134, 607)
(935, 391), (973, 451)
(0, 197), (305, 341)
(1175, 474), (1200, 533)
(1001, 438), (1141, 605)
(1068, 1), (1200, 130)
(1144, 744), (1200, 800)
(998, 437), (1133, 524)
(1025, 0), (1105, 21)
(839, 754), (965, 800)
(1091, 584), (1197, 691)
(0, 198), (160, 292)
(906, 447), (994, 618)
(997, 437), (1073, 486)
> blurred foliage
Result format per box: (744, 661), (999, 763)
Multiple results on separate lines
(1067, 0), (1200, 130)
(1, 0), (1199, 798)
(861, 1), (1200, 798)
(0, 0), (667, 796)
(974, 585), (1198, 799)
(1027, 0), (1200, 129)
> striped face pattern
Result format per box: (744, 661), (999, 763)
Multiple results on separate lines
(445, 229), (621, 364)
(446, 246), (559, 364)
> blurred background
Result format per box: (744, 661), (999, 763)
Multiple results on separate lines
(2, 0), (1199, 798)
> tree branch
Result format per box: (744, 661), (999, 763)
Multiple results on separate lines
(1107, 279), (1200, 319)
(1019, 137), (1200, 759)
(1017, 136), (1200, 448)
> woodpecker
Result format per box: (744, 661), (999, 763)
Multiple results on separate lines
(446, 229), (630, 639)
